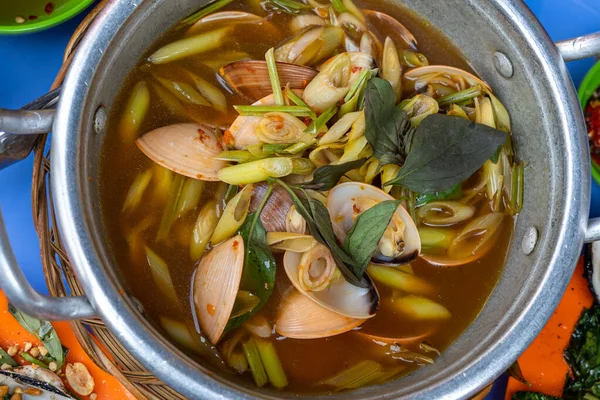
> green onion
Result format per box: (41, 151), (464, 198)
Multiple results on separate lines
(268, 0), (311, 13)
(0, 348), (17, 367)
(266, 48), (284, 106)
(305, 104), (338, 135)
(437, 85), (483, 107)
(20, 352), (49, 369)
(156, 174), (185, 241)
(256, 339), (288, 389)
(215, 150), (261, 163)
(330, 0), (347, 14)
(234, 105), (314, 117)
(263, 143), (293, 154)
(243, 338), (268, 387)
(285, 86), (311, 109)
(511, 162), (524, 213)
(179, 0), (234, 26)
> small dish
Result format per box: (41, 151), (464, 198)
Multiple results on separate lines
(0, 0), (94, 35)
(578, 60), (600, 185)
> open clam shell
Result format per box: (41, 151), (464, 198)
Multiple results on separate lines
(276, 290), (365, 339)
(136, 123), (227, 181)
(363, 9), (417, 50)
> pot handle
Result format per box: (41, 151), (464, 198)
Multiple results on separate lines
(0, 207), (97, 320)
(556, 32), (600, 62)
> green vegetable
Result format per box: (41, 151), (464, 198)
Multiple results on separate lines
(386, 114), (507, 193)
(267, 0), (311, 13)
(343, 200), (401, 278)
(0, 348), (17, 367)
(301, 158), (367, 191)
(330, 0), (347, 14)
(285, 86), (311, 109)
(512, 392), (561, 400)
(243, 338), (268, 387)
(234, 105), (314, 117)
(364, 78), (411, 166)
(305, 104), (338, 135)
(8, 304), (65, 369)
(226, 187), (276, 330)
(266, 48), (284, 106)
(156, 174), (185, 241)
(415, 184), (463, 207)
(564, 306), (600, 399)
(179, 0), (234, 26)
(20, 352), (49, 369)
(437, 85), (483, 106)
(256, 339), (288, 389)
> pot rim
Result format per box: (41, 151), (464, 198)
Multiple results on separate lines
(51, 0), (589, 399)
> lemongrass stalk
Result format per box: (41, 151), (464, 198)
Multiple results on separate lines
(119, 81), (150, 141)
(266, 48), (285, 106)
(393, 295), (451, 320)
(176, 178), (204, 218)
(149, 27), (229, 64)
(211, 184), (253, 244)
(215, 150), (261, 163)
(338, 136), (369, 163)
(400, 50), (429, 68)
(156, 174), (185, 241)
(319, 111), (361, 144)
(246, 143), (269, 158)
(179, 0), (234, 26)
(160, 317), (199, 352)
(145, 246), (179, 305)
(154, 76), (210, 106)
(262, 143), (293, 154)
(217, 158), (294, 185)
(234, 105), (314, 117)
(418, 227), (455, 250)
(341, 0), (364, 22)
(511, 162), (524, 213)
(256, 339), (288, 389)
(228, 351), (249, 373)
(437, 85), (483, 106)
(284, 139), (316, 154)
(447, 104), (469, 120)
(322, 360), (383, 390)
(266, 232), (317, 252)
(150, 81), (187, 118)
(382, 37), (402, 100)
(204, 51), (252, 70)
(291, 158), (315, 175)
(243, 338), (268, 387)
(186, 71), (227, 112)
(330, 0), (346, 14)
(122, 169), (153, 212)
(344, 69), (370, 102)
(367, 264), (433, 295)
(190, 200), (219, 261)
(285, 85), (310, 109)
(305, 104), (338, 135)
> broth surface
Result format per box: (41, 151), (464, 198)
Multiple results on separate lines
(99, 0), (514, 393)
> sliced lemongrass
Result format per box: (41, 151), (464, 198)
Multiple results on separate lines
(338, 135), (370, 163)
(215, 150), (262, 163)
(156, 174), (185, 242)
(265, 47), (284, 106)
(145, 246), (179, 305)
(330, 0), (346, 13)
(230, 291), (261, 319)
(229, 351), (249, 373)
(418, 227), (455, 250)
(234, 105), (314, 117)
(418, 201), (475, 227)
(437, 85), (483, 106)
(400, 50), (429, 68)
(393, 295), (451, 320)
(211, 184), (253, 244)
(291, 158), (315, 175)
(510, 162), (524, 213)
(266, 232), (318, 252)
(319, 111), (361, 144)
(355, 329), (431, 345)
(119, 81), (150, 141)
(305, 104), (338, 135)
(190, 200), (219, 261)
(160, 317), (200, 352)
(243, 338), (268, 387)
(344, 68), (370, 102)
(122, 169), (152, 212)
(154, 76), (210, 106)
(381, 37), (402, 100)
(256, 339), (288, 389)
(322, 360), (387, 390)
(176, 178), (204, 218)
(203, 51), (252, 70)
(217, 157), (294, 185)
(149, 27), (229, 64)
(263, 143), (293, 154)
(285, 85), (311, 109)
(367, 264), (434, 295)
(185, 71), (227, 112)
(246, 143), (269, 159)
(149, 81), (187, 118)
(179, 0), (234, 26)
(284, 134), (317, 154)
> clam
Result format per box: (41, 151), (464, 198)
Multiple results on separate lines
(275, 26), (344, 66)
(363, 10), (417, 50)
(192, 235), (245, 344)
(403, 65), (492, 97)
(303, 52), (374, 113)
(136, 123), (227, 181)
(250, 182), (294, 232)
(219, 61), (317, 103)
(276, 290), (365, 339)
(283, 245), (379, 319)
(400, 94), (439, 126)
(327, 182), (421, 265)
(225, 91), (307, 149)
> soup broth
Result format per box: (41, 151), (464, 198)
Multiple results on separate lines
(99, 0), (518, 393)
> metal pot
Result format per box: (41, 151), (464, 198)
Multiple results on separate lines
(1, 0), (600, 398)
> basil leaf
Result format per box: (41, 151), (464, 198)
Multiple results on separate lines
(343, 200), (401, 278)
(512, 393), (561, 400)
(8, 304), (65, 369)
(301, 158), (367, 191)
(226, 213), (276, 330)
(415, 184), (463, 207)
(387, 114), (507, 193)
(0, 347), (17, 367)
(364, 78), (410, 166)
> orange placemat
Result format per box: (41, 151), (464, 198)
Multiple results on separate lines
(0, 290), (137, 400)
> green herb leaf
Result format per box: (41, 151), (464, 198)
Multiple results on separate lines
(364, 78), (411, 166)
(386, 114), (507, 193)
(0, 348), (17, 367)
(226, 213), (276, 330)
(343, 200), (401, 277)
(8, 304), (65, 369)
(415, 184), (463, 207)
(512, 392), (561, 400)
(564, 305), (600, 398)
(301, 158), (367, 191)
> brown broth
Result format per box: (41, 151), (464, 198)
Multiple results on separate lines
(99, 0), (513, 393)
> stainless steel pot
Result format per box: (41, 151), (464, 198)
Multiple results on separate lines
(1, 0), (600, 398)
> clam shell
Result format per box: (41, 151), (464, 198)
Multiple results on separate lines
(276, 290), (365, 339)
(403, 65), (492, 94)
(250, 182), (293, 232)
(363, 9), (417, 50)
(192, 235), (245, 344)
(136, 123), (227, 181)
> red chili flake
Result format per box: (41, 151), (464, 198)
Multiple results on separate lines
(232, 240), (239, 251)
(45, 2), (54, 14)
(222, 130), (235, 146)
(207, 304), (216, 316)
(29, 15), (38, 20)
(351, 66), (361, 73)
(353, 204), (361, 214)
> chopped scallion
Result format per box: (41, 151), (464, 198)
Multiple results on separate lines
(305, 104), (338, 135)
(285, 86), (311, 109)
(20, 352), (49, 369)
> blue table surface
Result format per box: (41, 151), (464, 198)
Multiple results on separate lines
(1, 1), (600, 398)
